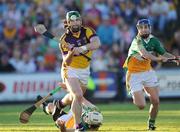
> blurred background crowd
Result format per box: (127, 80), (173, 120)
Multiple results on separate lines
(0, 0), (180, 74)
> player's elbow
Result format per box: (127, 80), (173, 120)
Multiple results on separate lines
(93, 38), (101, 50)
(64, 60), (72, 66)
(96, 39), (101, 49)
(140, 52), (149, 59)
(92, 42), (101, 51)
(64, 54), (73, 66)
(97, 43), (101, 49)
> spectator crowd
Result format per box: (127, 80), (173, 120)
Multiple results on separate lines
(0, 0), (180, 73)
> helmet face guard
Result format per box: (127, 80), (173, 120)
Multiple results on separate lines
(82, 111), (103, 125)
(136, 19), (151, 39)
(66, 11), (81, 21)
(66, 11), (82, 33)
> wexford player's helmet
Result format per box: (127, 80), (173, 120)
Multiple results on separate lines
(136, 19), (151, 39)
(66, 11), (81, 21)
(66, 11), (82, 33)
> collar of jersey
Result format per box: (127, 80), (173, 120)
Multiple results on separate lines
(72, 31), (81, 38)
(143, 34), (153, 43)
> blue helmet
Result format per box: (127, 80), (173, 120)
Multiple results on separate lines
(136, 19), (151, 39)
(136, 19), (151, 27)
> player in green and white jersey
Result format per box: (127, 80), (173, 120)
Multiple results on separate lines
(123, 19), (179, 130)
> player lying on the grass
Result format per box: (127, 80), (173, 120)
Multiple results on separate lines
(37, 95), (103, 132)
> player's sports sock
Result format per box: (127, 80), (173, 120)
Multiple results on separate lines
(52, 107), (66, 121)
(148, 119), (156, 130)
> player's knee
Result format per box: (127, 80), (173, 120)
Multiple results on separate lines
(134, 101), (146, 110)
(151, 98), (160, 106)
(138, 105), (145, 110)
(135, 103), (146, 110)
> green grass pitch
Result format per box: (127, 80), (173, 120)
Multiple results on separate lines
(0, 102), (180, 132)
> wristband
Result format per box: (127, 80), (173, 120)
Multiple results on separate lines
(43, 31), (54, 39)
(80, 45), (88, 52)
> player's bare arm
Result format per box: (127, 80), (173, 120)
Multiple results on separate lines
(138, 48), (177, 63)
(139, 48), (162, 61)
(81, 36), (101, 51)
(136, 40), (162, 61)
(34, 24), (60, 42)
(63, 50), (75, 66)
(34, 24), (92, 61)
(161, 52), (176, 59)
(73, 36), (101, 55)
(161, 52), (179, 65)
(136, 38), (167, 62)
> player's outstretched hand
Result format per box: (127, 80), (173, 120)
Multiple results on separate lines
(34, 24), (47, 34)
(159, 56), (168, 62)
(58, 82), (67, 90)
(73, 47), (82, 55)
(173, 59), (179, 66)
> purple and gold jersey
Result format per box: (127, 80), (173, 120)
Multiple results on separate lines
(59, 26), (97, 69)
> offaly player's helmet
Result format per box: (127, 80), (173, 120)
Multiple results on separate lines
(82, 110), (103, 131)
(136, 19), (151, 39)
(83, 111), (103, 125)
(66, 11), (82, 33)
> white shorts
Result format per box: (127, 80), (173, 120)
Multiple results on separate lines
(61, 66), (90, 85)
(127, 70), (159, 94)
(57, 111), (74, 129)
